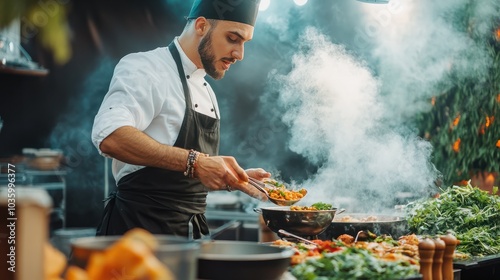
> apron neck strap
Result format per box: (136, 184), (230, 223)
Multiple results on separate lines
(168, 42), (192, 108)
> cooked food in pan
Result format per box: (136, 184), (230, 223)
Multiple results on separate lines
(336, 215), (378, 222)
(290, 202), (333, 211)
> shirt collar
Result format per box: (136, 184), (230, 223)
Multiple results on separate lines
(174, 37), (207, 79)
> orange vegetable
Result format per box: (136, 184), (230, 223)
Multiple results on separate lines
(65, 266), (89, 280)
(44, 242), (66, 279)
(67, 228), (174, 280)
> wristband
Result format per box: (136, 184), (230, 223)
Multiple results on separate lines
(184, 149), (207, 178)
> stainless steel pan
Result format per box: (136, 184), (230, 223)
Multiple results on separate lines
(254, 206), (343, 237)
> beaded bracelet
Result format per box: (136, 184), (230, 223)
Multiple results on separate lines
(184, 149), (197, 178)
(189, 151), (201, 178)
(184, 149), (206, 178)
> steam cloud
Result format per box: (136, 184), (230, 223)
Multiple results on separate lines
(271, 28), (438, 212)
(248, 0), (499, 212)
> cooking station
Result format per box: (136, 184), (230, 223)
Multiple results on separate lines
(206, 208), (260, 241)
(2, 160), (499, 280)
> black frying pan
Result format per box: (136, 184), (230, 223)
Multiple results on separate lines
(319, 213), (408, 240)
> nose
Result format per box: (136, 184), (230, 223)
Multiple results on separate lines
(232, 43), (244, 61)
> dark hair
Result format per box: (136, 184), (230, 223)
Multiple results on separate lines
(184, 18), (218, 31)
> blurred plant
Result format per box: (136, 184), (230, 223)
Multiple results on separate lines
(0, 0), (72, 64)
(415, 2), (500, 185)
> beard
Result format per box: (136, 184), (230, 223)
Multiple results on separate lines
(198, 30), (225, 80)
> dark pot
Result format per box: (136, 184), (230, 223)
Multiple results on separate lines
(197, 241), (294, 280)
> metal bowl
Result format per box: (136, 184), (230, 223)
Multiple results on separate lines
(198, 241), (294, 280)
(70, 235), (200, 280)
(255, 206), (340, 237)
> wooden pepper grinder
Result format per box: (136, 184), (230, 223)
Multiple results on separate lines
(432, 238), (445, 280)
(418, 238), (436, 280)
(440, 233), (458, 280)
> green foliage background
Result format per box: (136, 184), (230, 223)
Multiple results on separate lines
(415, 2), (500, 185)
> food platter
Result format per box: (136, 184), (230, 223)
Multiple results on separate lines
(268, 233), (423, 280)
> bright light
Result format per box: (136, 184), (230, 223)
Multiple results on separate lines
(259, 0), (270, 11)
(294, 0), (308, 6)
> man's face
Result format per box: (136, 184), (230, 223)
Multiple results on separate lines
(198, 20), (254, 80)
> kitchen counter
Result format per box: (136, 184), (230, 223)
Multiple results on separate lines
(205, 208), (260, 241)
(205, 208), (259, 222)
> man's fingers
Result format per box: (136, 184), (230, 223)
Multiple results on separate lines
(245, 168), (271, 181)
(224, 156), (248, 183)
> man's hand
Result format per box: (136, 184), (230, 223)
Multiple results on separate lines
(242, 168), (272, 201)
(195, 157), (271, 200)
(195, 156), (248, 190)
(245, 168), (271, 181)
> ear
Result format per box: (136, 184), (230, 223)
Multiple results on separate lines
(194, 17), (208, 36)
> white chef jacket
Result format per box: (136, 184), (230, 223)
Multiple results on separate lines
(92, 38), (220, 182)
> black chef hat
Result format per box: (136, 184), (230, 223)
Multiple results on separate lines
(187, 0), (261, 27)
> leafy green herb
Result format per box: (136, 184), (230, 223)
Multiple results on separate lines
(311, 202), (333, 210)
(406, 182), (500, 256)
(291, 247), (419, 280)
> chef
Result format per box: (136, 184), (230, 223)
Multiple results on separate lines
(91, 0), (269, 239)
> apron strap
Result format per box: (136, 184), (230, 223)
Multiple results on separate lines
(168, 42), (193, 109)
(188, 214), (209, 240)
(95, 191), (117, 236)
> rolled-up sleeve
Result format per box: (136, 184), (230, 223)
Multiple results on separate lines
(92, 54), (161, 155)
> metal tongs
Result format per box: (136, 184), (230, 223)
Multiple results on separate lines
(278, 229), (318, 247)
(247, 177), (304, 206)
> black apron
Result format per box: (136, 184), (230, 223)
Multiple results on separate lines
(96, 42), (220, 239)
